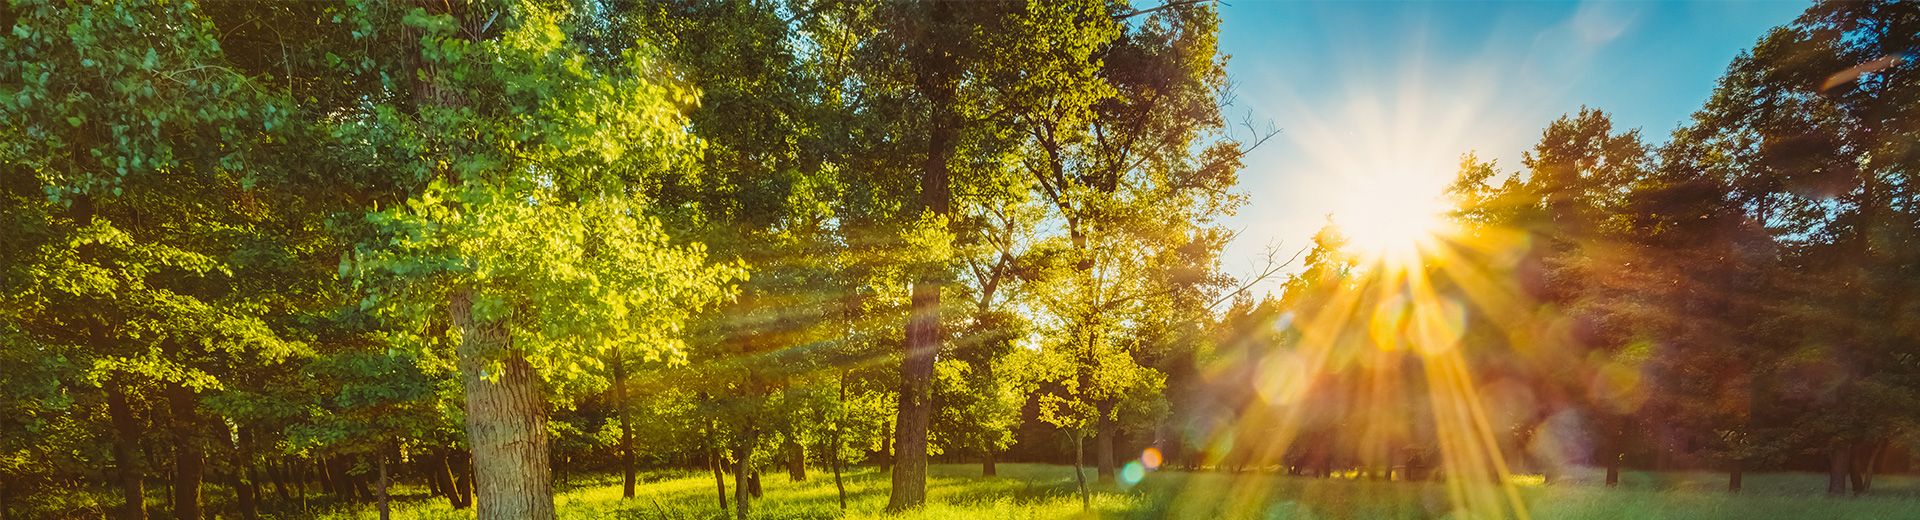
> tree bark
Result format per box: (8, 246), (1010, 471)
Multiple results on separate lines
(786, 435), (806, 482)
(431, 449), (465, 509)
(733, 437), (754, 520)
(1828, 443), (1850, 496)
(1074, 433), (1090, 511)
(164, 381), (202, 520)
(888, 2), (959, 512)
(377, 448), (390, 520)
(450, 288), (556, 520)
(614, 348), (636, 499)
(106, 382), (147, 520)
(982, 448), (997, 478)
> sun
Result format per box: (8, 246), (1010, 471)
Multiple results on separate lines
(1332, 175), (1451, 264)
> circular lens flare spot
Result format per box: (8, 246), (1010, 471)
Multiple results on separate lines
(1141, 448), (1163, 470)
(1120, 461), (1146, 485)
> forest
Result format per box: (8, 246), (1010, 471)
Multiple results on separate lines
(2, 1), (1919, 519)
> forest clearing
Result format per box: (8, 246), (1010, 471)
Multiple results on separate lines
(61, 465), (1919, 520)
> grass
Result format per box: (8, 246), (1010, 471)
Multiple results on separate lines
(295, 464), (1920, 520)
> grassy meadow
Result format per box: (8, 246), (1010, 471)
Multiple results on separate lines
(287, 464), (1920, 520)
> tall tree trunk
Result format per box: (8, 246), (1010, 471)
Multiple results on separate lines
(1728, 458), (1742, 493)
(424, 456), (445, 498)
(377, 447), (390, 520)
(450, 288), (555, 519)
(707, 428), (727, 513)
(294, 458), (308, 511)
(1096, 401), (1117, 484)
(833, 374), (848, 510)
(164, 381), (202, 520)
(221, 420), (258, 520)
(733, 436), (755, 520)
(1074, 433), (1090, 511)
(264, 460), (290, 503)
(316, 456), (334, 495)
(832, 438), (847, 510)
(982, 448), (997, 478)
(451, 450), (474, 509)
(889, 3), (958, 512)
(431, 449), (464, 509)
(614, 348), (635, 499)
(1828, 443), (1850, 496)
(106, 382), (147, 520)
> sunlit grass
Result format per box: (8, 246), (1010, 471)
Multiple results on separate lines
(295, 464), (1920, 520)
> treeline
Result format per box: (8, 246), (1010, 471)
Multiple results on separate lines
(0, 1), (1256, 519)
(1186, 0), (1920, 499)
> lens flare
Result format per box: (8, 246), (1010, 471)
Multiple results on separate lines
(1141, 447), (1164, 470)
(1121, 461), (1147, 485)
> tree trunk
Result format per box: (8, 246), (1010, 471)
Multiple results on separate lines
(350, 458), (372, 502)
(264, 460), (290, 503)
(294, 458), (307, 511)
(833, 373), (848, 510)
(832, 437), (847, 510)
(1074, 433), (1090, 511)
(450, 288), (556, 520)
(1828, 443), (1850, 496)
(452, 450), (474, 509)
(733, 438), (754, 520)
(220, 420), (258, 520)
(106, 383), (147, 520)
(707, 430), (727, 513)
(786, 436), (806, 482)
(424, 456), (445, 498)
(1728, 458), (1742, 493)
(1096, 401), (1117, 485)
(982, 449), (997, 478)
(888, 3), (959, 512)
(316, 456), (334, 495)
(615, 347), (636, 500)
(377, 448), (390, 520)
(431, 449), (464, 509)
(1849, 439), (1885, 495)
(164, 381), (202, 520)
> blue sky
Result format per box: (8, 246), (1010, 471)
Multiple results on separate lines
(1213, 0), (1809, 295)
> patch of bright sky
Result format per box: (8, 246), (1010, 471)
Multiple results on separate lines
(1215, 0), (1809, 297)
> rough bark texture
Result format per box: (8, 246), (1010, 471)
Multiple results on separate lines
(888, 2), (958, 512)
(451, 288), (556, 520)
(106, 383), (147, 520)
(733, 440), (754, 520)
